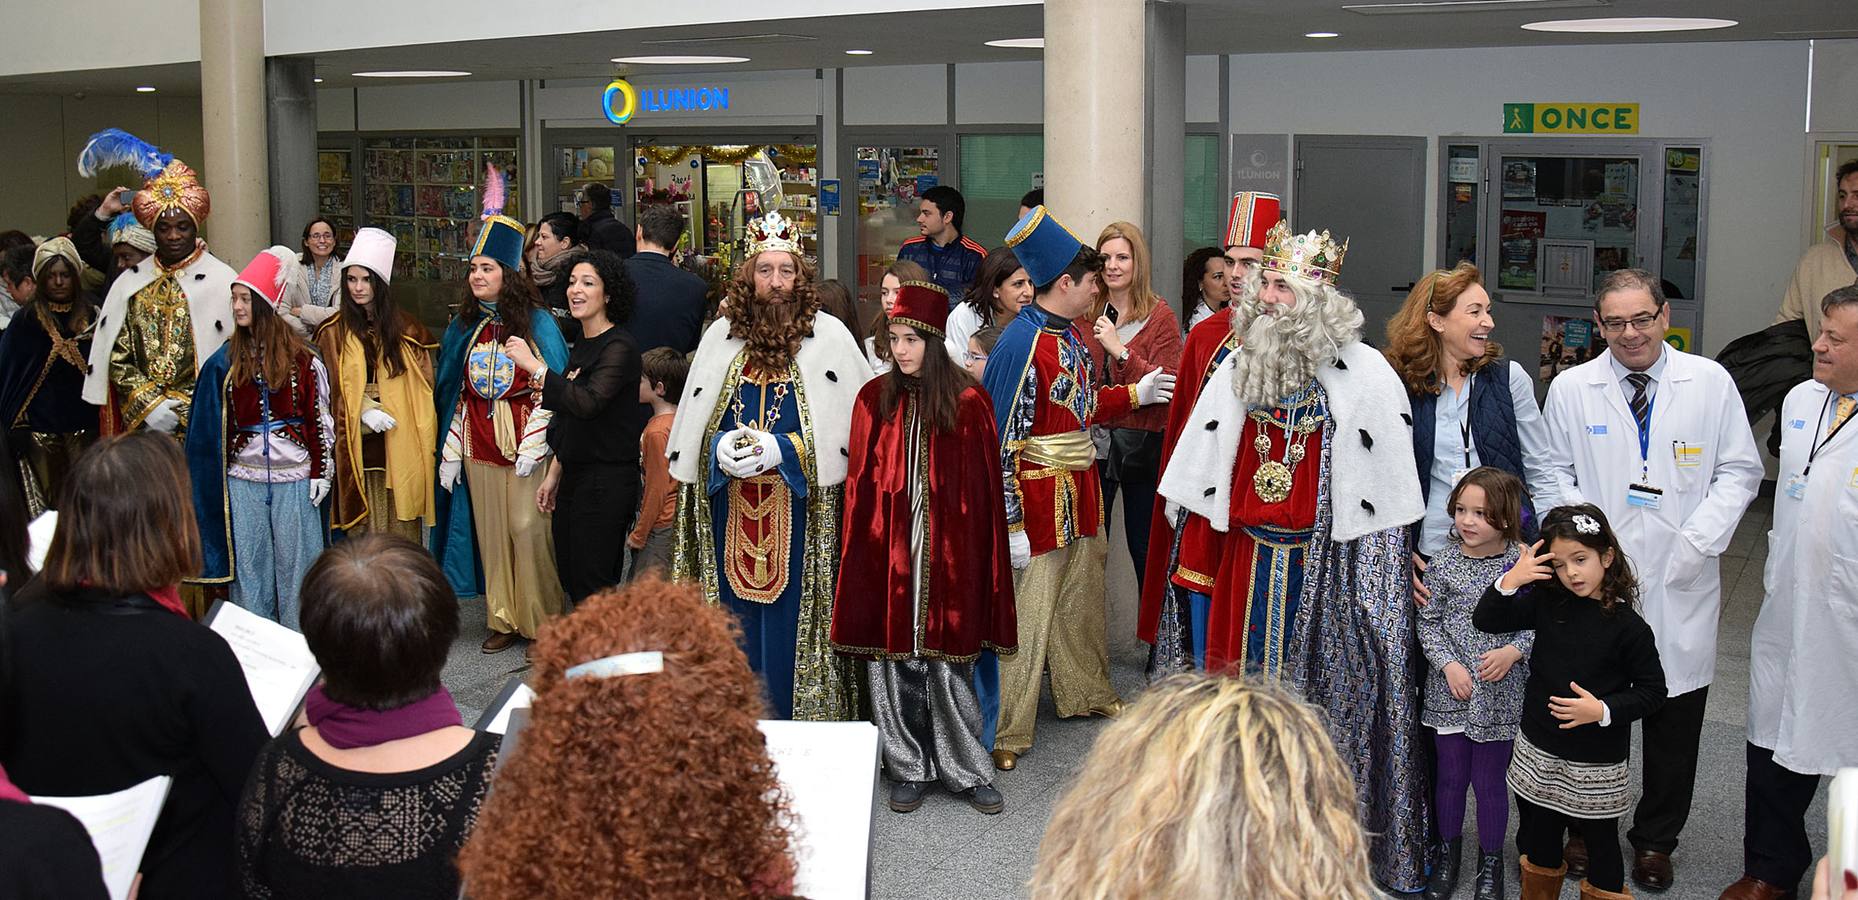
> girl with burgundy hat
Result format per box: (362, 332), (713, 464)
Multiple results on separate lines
(184, 246), (334, 629)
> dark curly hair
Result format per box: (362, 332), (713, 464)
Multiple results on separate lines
(567, 248), (635, 326)
(457, 576), (797, 899)
(1537, 503), (1638, 613)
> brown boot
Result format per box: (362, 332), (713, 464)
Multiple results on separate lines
(1521, 854), (1569, 900)
(1580, 878), (1634, 899)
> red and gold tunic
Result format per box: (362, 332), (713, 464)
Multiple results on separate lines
(982, 305), (1139, 555)
(440, 318), (550, 468)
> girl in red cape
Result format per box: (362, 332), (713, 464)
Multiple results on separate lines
(830, 280), (1017, 816)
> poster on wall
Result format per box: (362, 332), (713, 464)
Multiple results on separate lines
(1498, 210), (1546, 291)
(1540, 315), (1607, 386)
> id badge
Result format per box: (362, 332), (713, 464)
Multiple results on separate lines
(1626, 483), (1664, 509)
(1785, 475), (1808, 500)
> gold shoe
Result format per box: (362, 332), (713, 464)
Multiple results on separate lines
(991, 749), (1018, 771)
(1086, 699), (1125, 718)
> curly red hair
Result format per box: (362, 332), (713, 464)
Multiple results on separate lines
(457, 577), (797, 899)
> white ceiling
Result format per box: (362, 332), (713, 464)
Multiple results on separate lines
(2, 0), (1853, 97)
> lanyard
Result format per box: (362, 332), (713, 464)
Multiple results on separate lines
(1451, 372), (1475, 469)
(1804, 391), (1852, 477)
(1631, 392), (1654, 483)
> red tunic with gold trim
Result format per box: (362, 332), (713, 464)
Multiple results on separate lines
(981, 305), (1138, 554)
(442, 319), (549, 467)
(830, 382), (1017, 660)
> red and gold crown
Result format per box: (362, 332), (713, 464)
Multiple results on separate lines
(1260, 220), (1348, 287)
(744, 210), (802, 257)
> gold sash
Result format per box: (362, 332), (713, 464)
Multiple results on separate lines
(1021, 430), (1096, 472)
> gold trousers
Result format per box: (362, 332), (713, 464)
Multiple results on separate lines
(360, 468), (424, 543)
(464, 461), (562, 639)
(994, 534), (1119, 754)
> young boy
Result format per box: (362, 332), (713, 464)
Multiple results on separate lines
(628, 347), (688, 577)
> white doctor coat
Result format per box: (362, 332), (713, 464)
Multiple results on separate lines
(1748, 378), (1858, 775)
(1543, 346), (1762, 696)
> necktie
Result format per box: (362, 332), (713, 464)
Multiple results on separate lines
(1834, 395), (1856, 432)
(1626, 373), (1651, 434)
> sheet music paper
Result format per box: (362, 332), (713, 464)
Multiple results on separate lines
(32, 775), (172, 900)
(26, 510), (56, 572)
(203, 600), (321, 735)
(474, 676), (535, 734)
(758, 720), (880, 900)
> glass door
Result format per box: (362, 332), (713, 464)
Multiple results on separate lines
(627, 139), (820, 280)
(552, 144), (620, 215)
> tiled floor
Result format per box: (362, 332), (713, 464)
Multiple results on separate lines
(439, 490), (1825, 899)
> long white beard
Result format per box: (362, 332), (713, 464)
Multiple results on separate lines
(1228, 280), (1362, 409)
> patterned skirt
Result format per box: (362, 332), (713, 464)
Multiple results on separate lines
(1507, 732), (1630, 819)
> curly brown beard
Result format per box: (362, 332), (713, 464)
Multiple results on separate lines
(724, 252), (821, 375)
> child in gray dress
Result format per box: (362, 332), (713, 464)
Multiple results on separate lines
(1417, 467), (1531, 900)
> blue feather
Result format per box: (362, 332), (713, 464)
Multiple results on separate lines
(77, 128), (172, 179)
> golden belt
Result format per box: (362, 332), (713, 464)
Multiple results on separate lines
(1021, 430), (1095, 472)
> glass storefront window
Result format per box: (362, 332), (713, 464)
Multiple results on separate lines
(958, 134), (1043, 252)
(1492, 154), (1639, 297)
(1442, 144), (1480, 268)
(630, 141), (820, 280)
(1183, 133), (1221, 259)
(855, 145), (941, 304)
(1659, 147), (1702, 301)
(556, 146), (618, 214)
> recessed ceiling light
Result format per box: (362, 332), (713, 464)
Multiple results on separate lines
(845, 49), (874, 56)
(135, 85), (157, 93)
(351, 70), (472, 78)
(313, 77), (325, 83)
(610, 55), (750, 65)
(985, 38), (1044, 49)
(1305, 31), (1341, 38)
(1521, 17), (1737, 33)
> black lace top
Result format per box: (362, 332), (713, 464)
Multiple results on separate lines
(235, 728), (499, 900)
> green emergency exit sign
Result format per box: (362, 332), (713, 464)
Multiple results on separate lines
(1503, 103), (1639, 135)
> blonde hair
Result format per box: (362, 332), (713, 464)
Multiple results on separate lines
(1095, 220), (1161, 323)
(1031, 675), (1376, 900)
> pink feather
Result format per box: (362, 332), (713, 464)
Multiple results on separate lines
(481, 163), (506, 218)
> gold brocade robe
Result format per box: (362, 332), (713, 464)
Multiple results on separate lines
(110, 271), (197, 432)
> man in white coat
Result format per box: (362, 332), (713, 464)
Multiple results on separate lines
(1542, 268), (1763, 892)
(1721, 285), (1858, 900)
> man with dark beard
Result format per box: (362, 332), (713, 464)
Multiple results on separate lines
(666, 211), (871, 720)
(1156, 220), (1430, 893)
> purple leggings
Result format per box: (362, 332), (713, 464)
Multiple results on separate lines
(1434, 731), (1514, 852)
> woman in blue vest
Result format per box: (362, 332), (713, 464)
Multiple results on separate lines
(1384, 261), (1563, 577)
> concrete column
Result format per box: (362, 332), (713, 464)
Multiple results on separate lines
(518, 79), (546, 223)
(266, 58), (317, 246)
(1144, 1), (1186, 291)
(199, 0), (269, 262)
(1043, 0), (1149, 243)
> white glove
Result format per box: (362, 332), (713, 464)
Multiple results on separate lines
(142, 398), (182, 434)
(360, 408), (397, 433)
(439, 458), (462, 492)
(1009, 530), (1032, 570)
(1134, 367), (1177, 407)
(720, 429), (783, 479)
(515, 456), (541, 478)
(308, 478), (330, 507)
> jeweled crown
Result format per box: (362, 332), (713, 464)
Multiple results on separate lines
(1260, 220), (1348, 287)
(744, 210), (802, 258)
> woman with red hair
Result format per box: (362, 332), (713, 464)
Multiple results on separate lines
(458, 577), (796, 898)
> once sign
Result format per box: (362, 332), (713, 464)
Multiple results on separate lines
(1503, 102), (1640, 135)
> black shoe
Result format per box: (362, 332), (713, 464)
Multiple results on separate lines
(1472, 851), (1503, 900)
(887, 780), (927, 813)
(1424, 837), (1463, 900)
(961, 783), (1005, 815)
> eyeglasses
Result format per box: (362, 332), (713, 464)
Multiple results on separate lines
(1598, 313), (1661, 335)
(964, 350), (989, 364)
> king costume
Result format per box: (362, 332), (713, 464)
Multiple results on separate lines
(77, 130), (234, 438)
(830, 280), (1018, 807)
(186, 248), (335, 629)
(1155, 220), (1431, 891)
(669, 211), (870, 721)
(982, 207), (1160, 763)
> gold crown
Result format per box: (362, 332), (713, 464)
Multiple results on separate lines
(1260, 220), (1348, 287)
(744, 210), (802, 258)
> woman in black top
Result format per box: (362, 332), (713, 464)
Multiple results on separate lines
(237, 534), (498, 899)
(0, 432), (269, 900)
(506, 248), (642, 604)
(1474, 504), (1664, 899)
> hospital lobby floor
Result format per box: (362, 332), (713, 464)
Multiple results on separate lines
(438, 491), (1813, 900)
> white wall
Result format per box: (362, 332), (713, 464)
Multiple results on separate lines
(0, 0), (197, 78)
(1232, 41), (1809, 355)
(844, 65), (946, 126)
(1809, 39), (1858, 133)
(955, 61), (1040, 124)
(0, 94), (206, 237)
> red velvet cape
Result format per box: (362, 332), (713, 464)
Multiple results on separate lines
(830, 381), (1018, 660)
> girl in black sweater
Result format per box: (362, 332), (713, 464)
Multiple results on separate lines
(1474, 504), (1665, 900)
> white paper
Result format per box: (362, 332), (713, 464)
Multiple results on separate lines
(33, 775), (172, 900)
(205, 601), (320, 735)
(478, 681), (535, 735)
(758, 720), (879, 900)
(26, 510), (56, 572)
